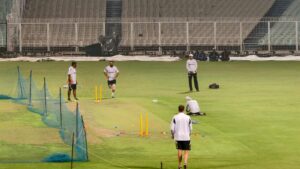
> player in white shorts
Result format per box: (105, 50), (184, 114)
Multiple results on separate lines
(104, 61), (119, 98)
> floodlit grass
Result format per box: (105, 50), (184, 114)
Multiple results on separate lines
(0, 101), (70, 164)
(0, 61), (300, 169)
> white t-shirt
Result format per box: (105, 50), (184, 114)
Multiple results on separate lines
(186, 100), (200, 113)
(170, 112), (192, 141)
(186, 59), (198, 73)
(104, 65), (119, 81)
(68, 66), (77, 84)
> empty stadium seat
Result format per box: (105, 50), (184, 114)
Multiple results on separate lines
(120, 0), (276, 47)
(21, 0), (106, 48)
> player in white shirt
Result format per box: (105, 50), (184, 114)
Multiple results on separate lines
(67, 62), (78, 101)
(171, 105), (193, 169)
(104, 61), (119, 98)
(185, 96), (206, 116)
(186, 54), (199, 92)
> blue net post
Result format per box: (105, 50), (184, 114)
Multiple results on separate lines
(17, 66), (25, 99)
(81, 115), (89, 161)
(76, 103), (79, 138)
(59, 88), (63, 129)
(71, 132), (75, 169)
(43, 77), (47, 116)
(28, 70), (32, 106)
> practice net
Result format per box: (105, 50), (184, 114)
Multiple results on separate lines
(0, 66), (88, 162)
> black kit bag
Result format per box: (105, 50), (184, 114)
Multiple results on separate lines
(209, 83), (220, 89)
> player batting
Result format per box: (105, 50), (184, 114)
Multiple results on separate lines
(104, 61), (119, 98)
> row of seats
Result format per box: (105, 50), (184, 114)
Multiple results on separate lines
(21, 23), (105, 47)
(258, 0), (300, 45)
(20, 0), (106, 47)
(120, 0), (276, 46)
(18, 0), (278, 48)
(0, 0), (12, 46)
(122, 0), (275, 20)
(0, 0), (11, 20)
(120, 22), (266, 46)
(23, 0), (106, 18)
(20, 21), (278, 47)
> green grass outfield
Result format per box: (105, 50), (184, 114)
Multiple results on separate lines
(0, 61), (300, 169)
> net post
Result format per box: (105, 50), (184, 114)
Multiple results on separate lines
(28, 70), (32, 106)
(17, 66), (20, 97)
(81, 115), (89, 161)
(59, 87), (62, 129)
(17, 66), (24, 98)
(43, 77), (47, 116)
(71, 132), (75, 169)
(76, 102), (79, 138)
(160, 161), (163, 169)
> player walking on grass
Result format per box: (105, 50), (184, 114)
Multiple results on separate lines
(104, 61), (119, 98)
(67, 61), (78, 101)
(186, 54), (199, 92)
(171, 105), (193, 169)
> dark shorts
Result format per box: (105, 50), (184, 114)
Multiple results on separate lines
(107, 80), (117, 86)
(176, 141), (191, 150)
(187, 112), (205, 116)
(188, 72), (197, 76)
(69, 84), (77, 90)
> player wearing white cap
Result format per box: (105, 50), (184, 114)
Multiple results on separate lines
(185, 96), (206, 116)
(186, 54), (199, 92)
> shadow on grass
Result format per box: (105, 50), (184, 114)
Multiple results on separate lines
(177, 91), (192, 95)
(102, 97), (113, 100)
(0, 95), (12, 100)
(125, 166), (158, 169)
(126, 161), (251, 169)
(203, 162), (253, 169)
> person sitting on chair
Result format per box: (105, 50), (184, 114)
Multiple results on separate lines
(185, 96), (206, 116)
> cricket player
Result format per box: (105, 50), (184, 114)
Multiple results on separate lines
(186, 54), (199, 92)
(185, 96), (206, 116)
(67, 61), (78, 101)
(104, 61), (119, 98)
(171, 105), (193, 169)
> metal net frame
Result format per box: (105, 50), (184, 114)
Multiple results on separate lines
(2, 66), (88, 162)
